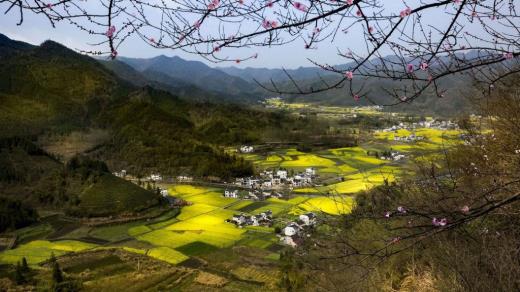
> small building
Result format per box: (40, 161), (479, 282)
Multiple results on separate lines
(240, 145), (254, 153)
(305, 167), (316, 176)
(299, 213), (317, 226)
(276, 169), (288, 179)
(224, 189), (239, 198)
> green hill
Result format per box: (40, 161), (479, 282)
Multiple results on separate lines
(0, 137), (159, 217)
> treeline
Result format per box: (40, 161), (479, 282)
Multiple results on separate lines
(0, 197), (38, 233)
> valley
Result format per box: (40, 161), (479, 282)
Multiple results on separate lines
(0, 95), (463, 289)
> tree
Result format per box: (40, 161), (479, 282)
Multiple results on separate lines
(286, 76), (520, 290)
(14, 261), (25, 285)
(52, 261), (63, 284)
(21, 257), (29, 273)
(1, 0), (518, 104)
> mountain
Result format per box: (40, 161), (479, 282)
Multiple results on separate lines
(219, 56), (478, 115)
(98, 59), (226, 102)
(217, 66), (333, 83)
(119, 55), (262, 102)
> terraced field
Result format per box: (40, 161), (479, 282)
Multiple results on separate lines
(0, 128), (461, 269)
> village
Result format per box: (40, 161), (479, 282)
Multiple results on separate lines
(227, 209), (318, 247)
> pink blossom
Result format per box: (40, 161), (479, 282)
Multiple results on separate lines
(266, 0), (273, 8)
(345, 71), (353, 80)
(453, 0), (461, 4)
(471, 11), (477, 17)
(400, 96), (408, 102)
(208, 0), (220, 10)
(150, 38), (155, 44)
(235, 59), (241, 64)
(293, 2), (308, 12)
(213, 45), (220, 52)
(400, 7), (412, 18)
(397, 206), (406, 214)
(105, 25), (116, 38)
(384, 211), (391, 218)
(428, 75), (433, 82)
(356, 10), (362, 17)
(262, 19), (271, 29)
(368, 26), (374, 33)
(46, 3), (53, 8)
(391, 237), (401, 244)
(193, 20), (201, 29)
(239, 0), (244, 3)
(461, 205), (470, 214)
(353, 94), (360, 101)
(346, 0), (353, 5)
(420, 62), (428, 71)
(406, 63), (414, 73)
(432, 217), (448, 227)
(504, 52), (514, 60)
(110, 50), (118, 58)
(270, 20), (278, 28)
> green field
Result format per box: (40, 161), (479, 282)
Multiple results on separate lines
(0, 240), (97, 265)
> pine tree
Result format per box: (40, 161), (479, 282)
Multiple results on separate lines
(21, 257), (29, 272)
(15, 261), (25, 284)
(52, 261), (63, 284)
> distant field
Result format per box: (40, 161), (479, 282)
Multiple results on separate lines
(291, 196), (355, 215)
(0, 240), (97, 265)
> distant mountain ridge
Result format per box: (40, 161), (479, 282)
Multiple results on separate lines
(118, 55), (262, 102)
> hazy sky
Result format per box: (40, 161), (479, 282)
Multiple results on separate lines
(0, 1), (463, 69)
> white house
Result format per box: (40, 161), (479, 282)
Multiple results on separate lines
(239, 145), (254, 153)
(299, 213), (317, 226)
(224, 189), (239, 198)
(225, 189), (239, 198)
(283, 222), (301, 236)
(276, 169), (288, 179)
(160, 189), (169, 196)
(149, 174), (162, 181)
(305, 167), (316, 176)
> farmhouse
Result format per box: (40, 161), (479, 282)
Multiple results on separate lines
(229, 210), (273, 227)
(148, 173), (162, 181)
(239, 145), (254, 153)
(224, 189), (239, 198)
(113, 169), (127, 178)
(279, 212), (317, 247)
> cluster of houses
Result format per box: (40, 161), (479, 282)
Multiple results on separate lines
(239, 145), (254, 153)
(380, 151), (406, 161)
(235, 167), (316, 190)
(279, 212), (317, 247)
(224, 189), (283, 201)
(393, 134), (425, 142)
(229, 210), (273, 227)
(382, 119), (459, 133)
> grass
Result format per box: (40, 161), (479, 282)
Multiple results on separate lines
(181, 192), (237, 208)
(238, 201), (270, 213)
(14, 223), (54, 244)
(176, 203), (219, 220)
(291, 196), (355, 215)
(175, 241), (219, 256)
(127, 225), (152, 237)
(280, 154), (336, 168)
(0, 240), (97, 265)
(89, 220), (147, 242)
(147, 247), (189, 265)
(227, 200), (254, 211)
